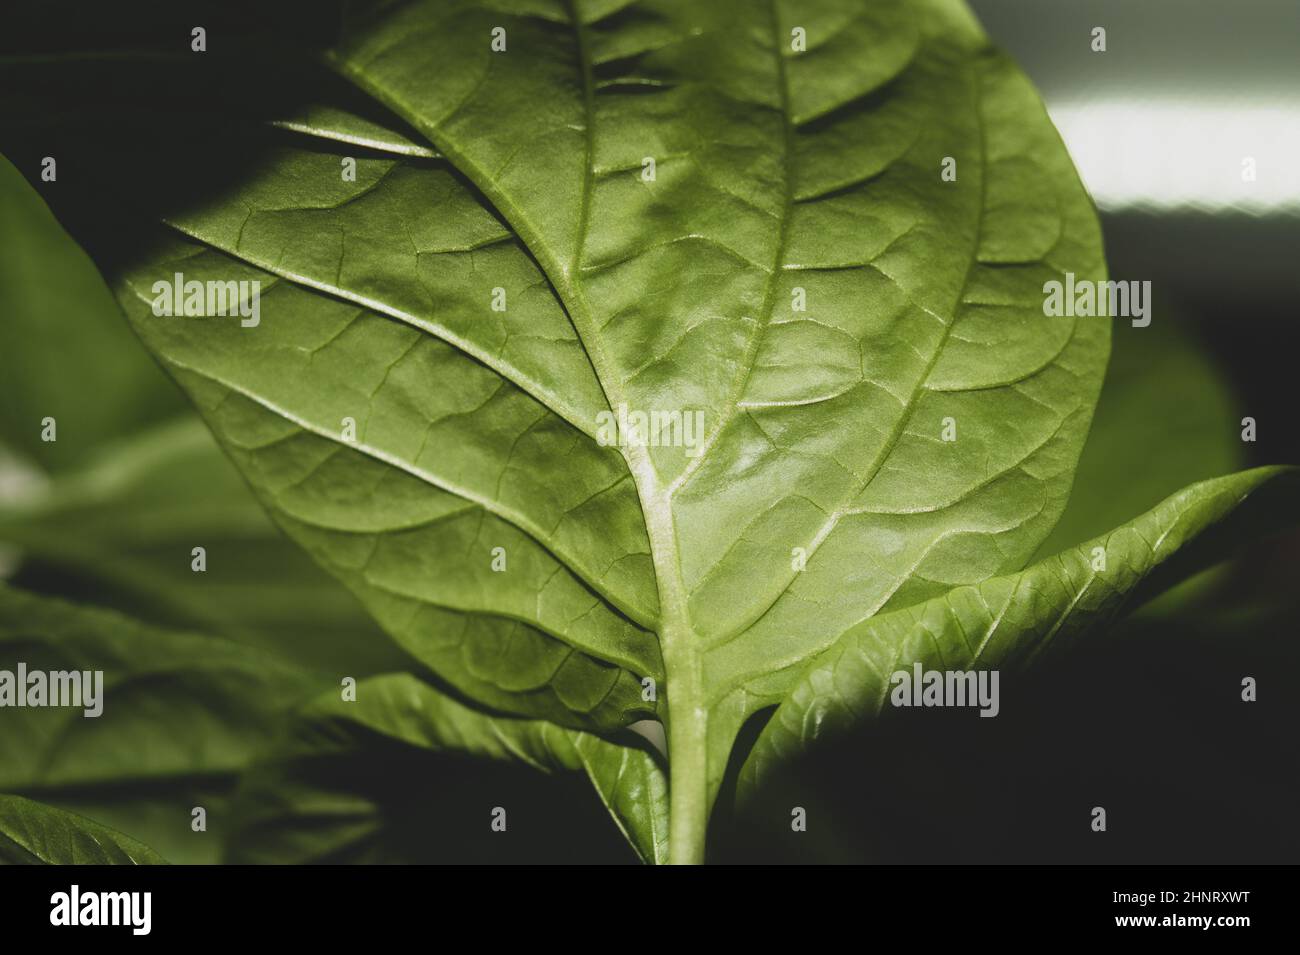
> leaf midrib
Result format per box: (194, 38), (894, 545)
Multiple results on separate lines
(332, 3), (803, 861)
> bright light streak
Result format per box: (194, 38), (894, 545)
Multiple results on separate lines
(1047, 100), (1300, 213)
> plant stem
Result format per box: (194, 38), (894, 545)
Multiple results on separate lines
(661, 621), (707, 864)
(630, 464), (708, 865)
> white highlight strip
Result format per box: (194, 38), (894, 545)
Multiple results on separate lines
(1048, 100), (1300, 213)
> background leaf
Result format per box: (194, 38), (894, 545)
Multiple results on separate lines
(739, 466), (1300, 797)
(0, 582), (326, 863)
(0, 794), (166, 864)
(227, 673), (668, 864)
(0, 419), (413, 676)
(0, 153), (183, 473)
(1036, 311), (1244, 558)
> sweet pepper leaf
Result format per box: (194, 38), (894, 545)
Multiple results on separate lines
(95, 0), (1109, 863)
(270, 101), (441, 159)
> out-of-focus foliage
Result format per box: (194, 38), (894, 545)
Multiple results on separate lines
(0, 793), (168, 864)
(0, 154), (184, 472)
(1038, 314), (1243, 557)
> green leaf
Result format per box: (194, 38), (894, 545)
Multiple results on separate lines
(270, 102), (441, 159)
(0, 794), (166, 864)
(227, 673), (667, 864)
(739, 466), (1300, 797)
(0, 582), (329, 863)
(0, 153), (183, 471)
(99, 0), (1106, 863)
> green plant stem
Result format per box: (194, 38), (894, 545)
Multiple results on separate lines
(661, 619), (707, 865)
(634, 469), (707, 865)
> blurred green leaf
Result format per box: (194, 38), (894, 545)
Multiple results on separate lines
(0, 793), (166, 864)
(0, 153), (184, 471)
(0, 582), (329, 862)
(0, 418), (413, 676)
(1035, 310), (1249, 617)
(1037, 314), (1243, 556)
(226, 673), (667, 864)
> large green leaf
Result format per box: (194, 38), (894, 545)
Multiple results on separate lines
(100, 0), (1106, 862)
(0, 794), (166, 865)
